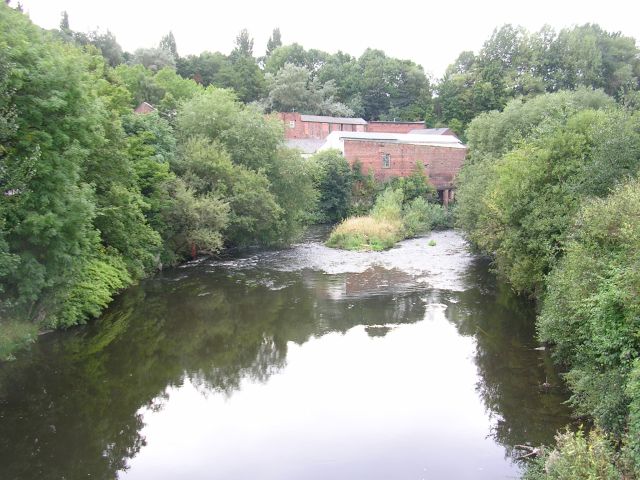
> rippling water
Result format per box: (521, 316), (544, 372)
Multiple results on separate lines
(0, 229), (571, 479)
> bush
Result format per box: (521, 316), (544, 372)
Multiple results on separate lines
(402, 198), (446, 237)
(389, 161), (436, 203)
(537, 178), (640, 473)
(371, 188), (404, 222)
(523, 429), (622, 480)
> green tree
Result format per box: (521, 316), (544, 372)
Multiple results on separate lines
(310, 149), (352, 223)
(131, 47), (176, 72)
(265, 27), (282, 57)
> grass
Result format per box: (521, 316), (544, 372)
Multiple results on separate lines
(326, 215), (402, 251)
(326, 187), (451, 252)
(0, 320), (37, 361)
(428, 239), (437, 246)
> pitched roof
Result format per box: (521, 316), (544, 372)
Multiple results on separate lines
(134, 102), (156, 114)
(299, 114), (367, 125)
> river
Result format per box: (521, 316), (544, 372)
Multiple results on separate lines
(0, 229), (571, 479)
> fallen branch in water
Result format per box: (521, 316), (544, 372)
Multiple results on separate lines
(514, 444), (541, 460)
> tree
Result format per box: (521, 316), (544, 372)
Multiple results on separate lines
(59, 10), (69, 31)
(131, 47), (176, 72)
(264, 63), (354, 116)
(176, 51), (227, 86)
(159, 31), (178, 58)
(265, 28), (282, 57)
(231, 28), (254, 59)
(89, 30), (124, 67)
(310, 149), (352, 223)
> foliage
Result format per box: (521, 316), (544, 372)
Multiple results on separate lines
(310, 149), (353, 223)
(388, 161), (436, 203)
(159, 31), (178, 58)
(457, 93), (640, 295)
(160, 179), (229, 258)
(437, 24), (640, 131)
(176, 87), (282, 171)
(263, 44), (433, 121)
(263, 63), (354, 116)
(265, 28), (282, 58)
(371, 187), (404, 223)
(0, 6), (230, 355)
(402, 198), (448, 237)
(523, 429), (622, 480)
(53, 252), (132, 328)
(131, 47), (176, 72)
(349, 160), (381, 216)
(538, 179), (640, 466)
(0, 5), (112, 325)
(114, 64), (202, 115)
(176, 90), (315, 246)
(327, 186), (448, 251)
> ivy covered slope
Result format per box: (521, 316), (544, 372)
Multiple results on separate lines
(0, 5), (318, 358)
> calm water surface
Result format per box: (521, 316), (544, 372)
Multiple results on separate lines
(0, 229), (571, 479)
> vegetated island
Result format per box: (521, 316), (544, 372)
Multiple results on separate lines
(326, 165), (450, 251)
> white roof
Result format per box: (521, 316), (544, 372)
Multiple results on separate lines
(300, 114), (367, 125)
(318, 131), (466, 152)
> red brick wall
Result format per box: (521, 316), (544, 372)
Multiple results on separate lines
(278, 112), (367, 140)
(343, 140), (466, 189)
(366, 122), (424, 133)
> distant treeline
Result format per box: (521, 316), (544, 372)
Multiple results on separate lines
(45, 11), (640, 135)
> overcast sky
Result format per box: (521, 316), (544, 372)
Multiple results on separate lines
(18, 0), (640, 78)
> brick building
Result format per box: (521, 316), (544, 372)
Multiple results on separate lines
(319, 131), (466, 205)
(134, 102), (156, 114)
(278, 112), (367, 140)
(366, 120), (425, 134)
(275, 112), (466, 204)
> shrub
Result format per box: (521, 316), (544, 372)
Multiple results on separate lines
(402, 197), (451, 238)
(523, 429), (621, 480)
(371, 188), (404, 222)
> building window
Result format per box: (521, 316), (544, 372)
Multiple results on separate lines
(289, 121), (295, 129)
(382, 153), (391, 168)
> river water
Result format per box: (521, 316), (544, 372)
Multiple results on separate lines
(0, 229), (571, 479)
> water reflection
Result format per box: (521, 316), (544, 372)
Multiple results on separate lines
(0, 231), (570, 479)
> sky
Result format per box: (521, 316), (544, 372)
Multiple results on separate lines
(17, 0), (640, 79)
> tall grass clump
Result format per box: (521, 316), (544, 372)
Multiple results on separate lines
(327, 188), (404, 251)
(327, 187), (449, 251)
